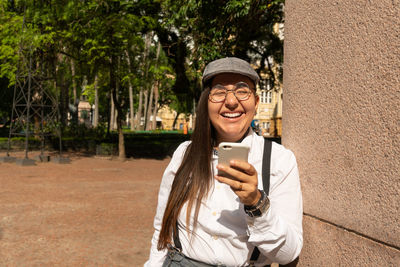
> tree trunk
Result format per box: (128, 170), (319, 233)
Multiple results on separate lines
(70, 59), (77, 104)
(110, 76), (120, 131)
(128, 88), (134, 131)
(136, 89), (143, 130)
(110, 54), (125, 160)
(142, 33), (152, 130)
(191, 97), (196, 130)
(172, 112), (180, 130)
(143, 89), (149, 129)
(125, 50), (135, 131)
(145, 83), (154, 131)
(113, 80), (119, 130)
(55, 54), (69, 129)
(135, 33), (152, 130)
(106, 92), (111, 137)
(110, 95), (115, 130)
(149, 42), (161, 131)
(117, 117), (125, 159)
(93, 74), (99, 127)
(152, 81), (159, 130)
(69, 58), (78, 124)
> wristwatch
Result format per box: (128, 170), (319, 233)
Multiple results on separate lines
(244, 190), (270, 217)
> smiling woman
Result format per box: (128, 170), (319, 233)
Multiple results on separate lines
(146, 57), (303, 267)
(208, 73), (259, 144)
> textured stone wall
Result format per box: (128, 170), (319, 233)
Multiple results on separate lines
(282, 0), (400, 265)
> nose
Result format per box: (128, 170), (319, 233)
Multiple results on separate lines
(224, 90), (239, 109)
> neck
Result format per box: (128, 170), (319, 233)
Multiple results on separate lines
(214, 128), (250, 147)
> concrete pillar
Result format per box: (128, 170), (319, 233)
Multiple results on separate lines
(283, 0), (400, 265)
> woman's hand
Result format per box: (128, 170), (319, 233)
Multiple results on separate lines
(215, 160), (261, 206)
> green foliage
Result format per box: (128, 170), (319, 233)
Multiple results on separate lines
(0, 0), (284, 130)
(0, 1), (23, 84)
(158, 0), (285, 94)
(63, 122), (107, 140)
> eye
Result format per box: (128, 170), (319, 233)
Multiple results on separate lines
(235, 88), (250, 95)
(211, 85), (227, 96)
(212, 89), (227, 96)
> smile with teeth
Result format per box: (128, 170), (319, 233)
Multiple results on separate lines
(221, 112), (243, 118)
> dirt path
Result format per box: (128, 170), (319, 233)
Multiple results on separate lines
(0, 152), (170, 266)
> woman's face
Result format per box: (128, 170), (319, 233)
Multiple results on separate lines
(208, 73), (259, 144)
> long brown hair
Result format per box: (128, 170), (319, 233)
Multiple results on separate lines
(157, 87), (214, 250)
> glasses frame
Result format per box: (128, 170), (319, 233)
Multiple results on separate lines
(208, 82), (255, 103)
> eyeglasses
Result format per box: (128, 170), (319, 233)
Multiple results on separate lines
(209, 82), (254, 103)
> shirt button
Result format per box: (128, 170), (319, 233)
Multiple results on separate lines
(212, 235), (219, 240)
(212, 211), (217, 216)
(216, 185), (221, 189)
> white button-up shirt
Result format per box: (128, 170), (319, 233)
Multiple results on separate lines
(145, 130), (303, 266)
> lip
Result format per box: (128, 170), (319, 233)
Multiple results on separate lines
(220, 112), (245, 120)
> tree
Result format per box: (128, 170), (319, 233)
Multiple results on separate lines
(157, 0), (285, 101)
(0, 0), (22, 86)
(0, 77), (13, 125)
(0, 0), (285, 155)
(71, 1), (159, 159)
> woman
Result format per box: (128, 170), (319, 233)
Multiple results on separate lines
(145, 57), (303, 266)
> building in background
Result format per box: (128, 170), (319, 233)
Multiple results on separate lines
(254, 22), (284, 138)
(157, 105), (193, 131)
(77, 97), (92, 127)
(255, 80), (282, 137)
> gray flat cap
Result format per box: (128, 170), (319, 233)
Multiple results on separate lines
(202, 57), (260, 86)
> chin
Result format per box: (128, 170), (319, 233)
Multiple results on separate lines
(218, 130), (246, 142)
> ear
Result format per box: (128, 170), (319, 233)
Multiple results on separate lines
(255, 94), (260, 111)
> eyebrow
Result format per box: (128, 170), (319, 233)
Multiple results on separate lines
(211, 82), (251, 88)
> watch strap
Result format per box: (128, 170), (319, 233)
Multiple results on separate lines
(244, 190), (269, 217)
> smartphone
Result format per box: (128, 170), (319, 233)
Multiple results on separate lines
(217, 142), (250, 178)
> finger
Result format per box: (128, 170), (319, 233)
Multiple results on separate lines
(229, 160), (257, 176)
(215, 175), (245, 191)
(216, 163), (251, 184)
(217, 164), (244, 181)
(237, 181), (243, 191)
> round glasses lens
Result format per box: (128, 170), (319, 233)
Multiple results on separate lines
(235, 89), (251, 100)
(210, 88), (226, 102)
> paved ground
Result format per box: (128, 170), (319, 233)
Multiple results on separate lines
(0, 151), (170, 267)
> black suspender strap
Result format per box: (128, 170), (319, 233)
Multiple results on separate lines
(249, 139), (272, 264)
(262, 139), (272, 195)
(173, 221), (182, 250)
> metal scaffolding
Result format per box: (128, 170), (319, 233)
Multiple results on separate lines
(1, 9), (68, 165)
